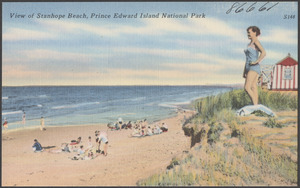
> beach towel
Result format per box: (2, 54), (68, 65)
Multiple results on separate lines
(236, 104), (275, 117)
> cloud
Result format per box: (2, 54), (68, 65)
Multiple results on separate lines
(39, 19), (120, 37)
(20, 49), (109, 63)
(3, 27), (56, 41)
(262, 28), (297, 45)
(263, 50), (289, 62)
(37, 16), (244, 40)
(100, 67), (240, 85)
(2, 65), (52, 80)
(189, 17), (243, 39)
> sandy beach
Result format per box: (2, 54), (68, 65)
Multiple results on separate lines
(2, 110), (194, 186)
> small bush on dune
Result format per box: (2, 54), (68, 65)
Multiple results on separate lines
(263, 117), (284, 128)
(207, 122), (224, 145)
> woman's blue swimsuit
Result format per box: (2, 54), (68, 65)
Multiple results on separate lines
(244, 46), (260, 75)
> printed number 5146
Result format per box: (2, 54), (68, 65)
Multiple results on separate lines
(284, 15), (295, 19)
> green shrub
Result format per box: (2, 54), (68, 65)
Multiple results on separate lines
(263, 117), (284, 128)
(251, 110), (272, 117)
(207, 122), (224, 144)
(167, 157), (180, 170)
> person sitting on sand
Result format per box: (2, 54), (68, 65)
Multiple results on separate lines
(32, 139), (43, 152)
(96, 131), (108, 156)
(121, 122), (127, 129)
(118, 117), (123, 124)
(132, 128), (141, 137)
(154, 124), (162, 134)
(87, 136), (93, 150)
(61, 143), (70, 152)
(71, 145), (85, 160)
(126, 121), (132, 129)
(146, 126), (153, 136)
(113, 122), (120, 130)
(161, 123), (168, 132)
(140, 120), (146, 129)
(77, 145), (85, 155)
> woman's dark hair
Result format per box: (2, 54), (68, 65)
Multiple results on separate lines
(247, 26), (261, 36)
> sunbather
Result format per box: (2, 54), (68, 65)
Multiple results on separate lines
(32, 139), (43, 152)
(161, 123), (168, 132)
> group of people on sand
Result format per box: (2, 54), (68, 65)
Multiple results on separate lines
(131, 122), (168, 137)
(106, 117), (169, 137)
(32, 130), (109, 161)
(67, 131), (108, 160)
(107, 117), (133, 130)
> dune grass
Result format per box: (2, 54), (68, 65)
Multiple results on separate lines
(137, 88), (297, 186)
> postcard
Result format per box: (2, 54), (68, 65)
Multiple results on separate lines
(2, 1), (298, 186)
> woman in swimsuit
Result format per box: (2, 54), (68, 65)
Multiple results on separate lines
(243, 26), (266, 105)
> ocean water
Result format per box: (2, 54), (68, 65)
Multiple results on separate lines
(2, 86), (234, 130)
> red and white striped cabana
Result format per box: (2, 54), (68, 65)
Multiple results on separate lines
(271, 54), (298, 91)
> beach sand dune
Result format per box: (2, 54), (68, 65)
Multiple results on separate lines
(2, 111), (193, 186)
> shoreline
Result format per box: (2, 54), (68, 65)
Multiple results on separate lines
(2, 103), (193, 132)
(2, 110), (195, 186)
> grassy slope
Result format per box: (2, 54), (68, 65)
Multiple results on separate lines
(137, 89), (298, 186)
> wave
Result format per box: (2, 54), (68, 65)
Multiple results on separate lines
(52, 102), (100, 110)
(2, 97), (9, 100)
(2, 110), (23, 116)
(102, 97), (146, 105)
(158, 103), (178, 109)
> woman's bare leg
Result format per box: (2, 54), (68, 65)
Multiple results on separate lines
(244, 71), (259, 105)
(251, 73), (259, 105)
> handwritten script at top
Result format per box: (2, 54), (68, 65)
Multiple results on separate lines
(226, 2), (279, 14)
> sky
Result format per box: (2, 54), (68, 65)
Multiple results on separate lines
(2, 2), (298, 86)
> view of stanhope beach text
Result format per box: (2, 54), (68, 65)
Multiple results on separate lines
(2, 1), (298, 186)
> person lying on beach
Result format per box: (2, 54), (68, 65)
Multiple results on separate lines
(32, 139), (44, 152)
(96, 131), (108, 156)
(109, 122), (120, 130)
(70, 137), (82, 152)
(107, 122), (118, 131)
(49, 143), (71, 153)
